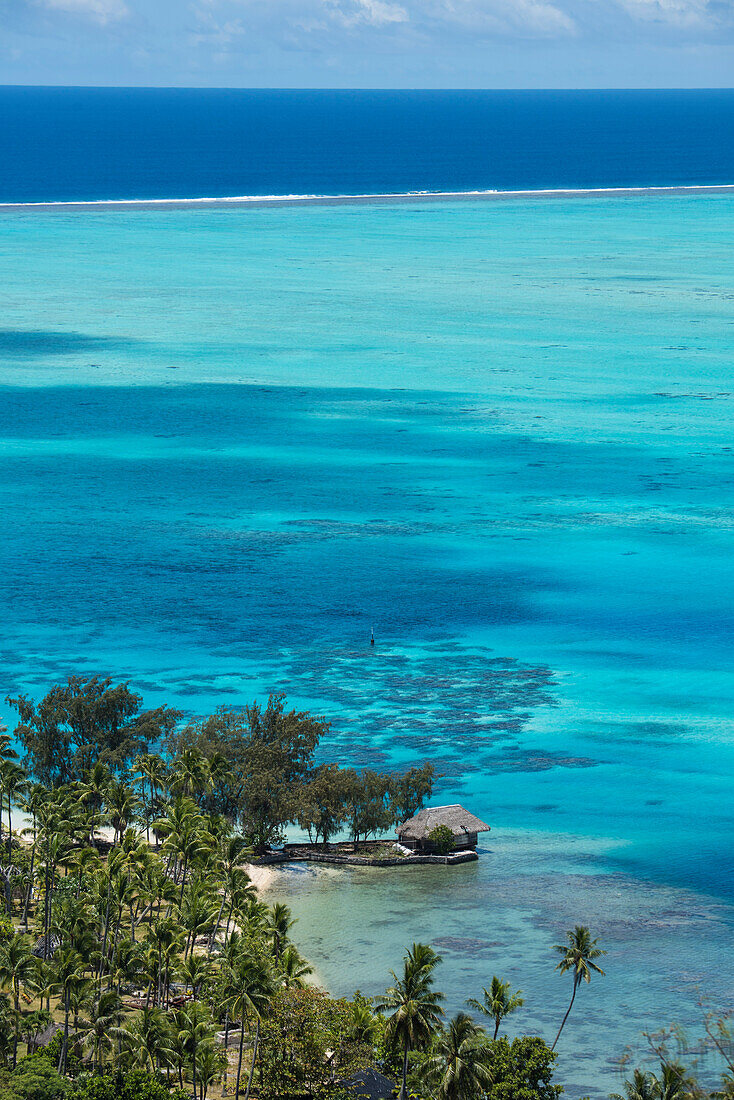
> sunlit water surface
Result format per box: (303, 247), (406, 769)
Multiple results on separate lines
(1, 196), (734, 1096)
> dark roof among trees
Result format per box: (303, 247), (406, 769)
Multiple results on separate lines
(343, 1067), (397, 1099)
(35, 1022), (62, 1048)
(32, 932), (62, 959)
(398, 803), (490, 838)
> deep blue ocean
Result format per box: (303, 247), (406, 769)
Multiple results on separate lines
(2, 88), (734, 201)
(3, 89), (734, 1096)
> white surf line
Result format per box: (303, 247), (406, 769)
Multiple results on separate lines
(2, 183), (734, 212)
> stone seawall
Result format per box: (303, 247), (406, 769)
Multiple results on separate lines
(252, 848), (478, 868)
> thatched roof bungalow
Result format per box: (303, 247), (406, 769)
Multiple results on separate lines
(343, 1067), (397, 1099)
(397, 804), (490, 853)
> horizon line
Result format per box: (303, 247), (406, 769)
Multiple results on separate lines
(1, 84), (734, 93)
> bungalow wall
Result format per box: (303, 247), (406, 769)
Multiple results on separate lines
(398, 830), (478, 853)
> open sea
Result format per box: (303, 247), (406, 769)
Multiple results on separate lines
(2, 88), (734, 1096)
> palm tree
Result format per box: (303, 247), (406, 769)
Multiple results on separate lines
(208, 835), (251, 952)
(278, 945), (313, 989)
(156, 800), (213, 902)
(66, 844), (101, 901)
(424, 1012), (493, 1100)
(106, 780), (140, 846)
(610, 1068), (662, 1100)
(207, 752), (232, 799)
(0, 933), (38, 1066)
(135, 753), (168, 844)
(467, 976), (524, 1040)
(51, 946), (87, 1073)
(80, 988), (125, 1073)
(123, 1006), (174, 1075)
(376, 942), (445, 1100)
(551, 925), (606, 1050)
(349, 999), (382, 1046)
(654, 1062), (697, 1100)
(19, 1008), (51, 1056)
(196, 1042), (224, 1100)
(223, 954), (276, 1100)
(180, 952), (212, 1001)
(19, 782), (46, 929)
(0, 731), (18, 765)
(0, 760), (28, 867)
(145, 917), (185, 1008)
(171, 748), (210, 801)
(174, 1000), (216, 1100)
(267, 902), (295, 964)
(713, 1073), (734, 1100)
(79, 760), (111, 845)
(180, 875), (219, 958)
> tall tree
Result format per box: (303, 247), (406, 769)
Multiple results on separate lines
(389, 763), (435, 824)
(267, 903), (296, 966)
(551, 925), (606, 1051)
(7, 676), (180, 785)
(467, 976), (524, 1040)
(424, 1012), (493, 1100)
(0, 934), (38, 1066)
(377, 943), (444, 1100)
(223, 954), (276, 1100)
(610, 1068), (664, 1100)
(0, 760), (28, 866)
(168, 694), (329, 851)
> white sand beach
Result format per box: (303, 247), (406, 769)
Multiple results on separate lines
(245, 862), (278, 892)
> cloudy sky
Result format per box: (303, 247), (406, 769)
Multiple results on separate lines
(1, 0), (733, 87)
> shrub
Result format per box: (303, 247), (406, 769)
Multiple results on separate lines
(70, 1069), (187, 1100)
(0, 1057), (70, 1100)
(427, 825), (455, 854)
(485, 1036), (562, 1100)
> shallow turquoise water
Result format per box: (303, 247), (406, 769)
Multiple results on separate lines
(2, 196), (734, 1095)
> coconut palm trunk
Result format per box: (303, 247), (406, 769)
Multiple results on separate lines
(11, 989), (20, 1068)
(552, 974), (579, 1051)
(209, 893), (227, 953)
(243, 1016), (260, 1100)
(21, 817), (36, 929)
(235, 1017), (246, 1100)
(400, 1041), (410, 1100)
(221, 1013), (230, 1096)
(58, 989), (70, 1074)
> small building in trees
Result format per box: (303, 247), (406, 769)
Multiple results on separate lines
(397, 804), (490, 853)
(343, 1068), (398, 1099)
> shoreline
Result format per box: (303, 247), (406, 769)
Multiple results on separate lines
(2, 182), (734, 212)
(245, 862), (278, 892)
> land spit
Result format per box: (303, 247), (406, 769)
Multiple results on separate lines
(251, 840), (479, 868)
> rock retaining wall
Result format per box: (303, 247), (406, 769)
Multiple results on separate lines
(252, 847), (478, 868)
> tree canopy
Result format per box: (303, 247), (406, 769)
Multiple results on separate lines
(7, 678), (180, 787)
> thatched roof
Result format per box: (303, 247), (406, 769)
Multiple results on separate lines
(398, 804), (490, 839)
(32, 933), (62, 960)
(36, 1022), (62, 1048)
(343, 1068), (397, 1099)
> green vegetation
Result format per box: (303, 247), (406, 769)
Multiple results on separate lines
(467, 978), (524, 1041)
(426, 826), (455, 855)
(0, 674), (729, 1100)
(551, 926), (606, 1052)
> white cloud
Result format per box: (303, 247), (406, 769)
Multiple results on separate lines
(321, 0), (408, 27)
(196, 0), (576, 39)
(38, 0), (129, 23)
(431, 0), (576, 36)
(613, 0), (722, 27)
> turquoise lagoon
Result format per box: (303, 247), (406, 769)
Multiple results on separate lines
(2, 195), (734, 1095)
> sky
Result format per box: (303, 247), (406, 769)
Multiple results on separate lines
(0, 0), (733, 87)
